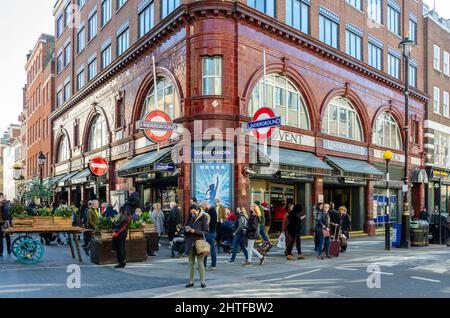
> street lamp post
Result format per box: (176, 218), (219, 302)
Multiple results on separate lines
(37, 152), (46, 206)
(383, 151), (393, 250)
(398, 36), (415, 249)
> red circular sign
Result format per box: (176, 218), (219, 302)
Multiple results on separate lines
(252, 107), (277, 140)
(89, 157), (109, 176)
(143, 111), (174, 143)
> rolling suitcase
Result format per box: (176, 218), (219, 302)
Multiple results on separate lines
(329, 226), (340, 257)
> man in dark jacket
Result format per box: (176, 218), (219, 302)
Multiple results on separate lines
(0, 193), (11, 256)
(286, 204), (306, 260)
(168, 202), (182, 242)
(201, 201), (217, 271)
(329, 202), (340, 240)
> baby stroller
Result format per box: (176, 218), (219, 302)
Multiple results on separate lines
(171, 239), (185, 258)
(218, 221), (234, 254)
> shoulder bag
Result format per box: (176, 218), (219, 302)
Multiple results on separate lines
(195, 234), (211, 257)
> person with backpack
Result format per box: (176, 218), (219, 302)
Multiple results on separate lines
(244, 205), (266, 267)
(286, 204), (306, 260)
(225, 207), (249, 264)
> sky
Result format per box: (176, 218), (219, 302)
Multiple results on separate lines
(0, 0), (54, 135)
(0, 0), (449, 137)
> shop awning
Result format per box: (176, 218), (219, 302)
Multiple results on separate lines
(117, 147), (173, 177)
(71, 169), (93, 184)
(251, 146), (332, 176)
(50, 174), (66, 185)
(325, 156), (384, 179)
(57, 171), (80, 186)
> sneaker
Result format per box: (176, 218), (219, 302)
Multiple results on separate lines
(287, 255), (294, 261)
(259, 256), (266, 266)
(224, 260), (235, 264)
(298, 254), (305, 260)
(206, 267), (217, 272)
(317, 255), (325, 260)
(243, 262), (252, 267)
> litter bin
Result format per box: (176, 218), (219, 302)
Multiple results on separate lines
(429, 213), (450, 245)
(392, 223), (402, 248)
(410, 220), (429, 247)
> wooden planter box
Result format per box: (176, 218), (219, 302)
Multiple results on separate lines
(128, 229), (145, 240)
(145, 232), (160, 252)
(143, 223), (156, 233)
(12, 217), (34, 227)
(94, 230), (114, 240)
(53, 217), (72, 227)
(32, 216), (54, 226)
(90, 237), (148, 265)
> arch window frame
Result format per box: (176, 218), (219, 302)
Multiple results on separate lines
(140, 76), (180, 121)
(57, 134), (69, 163)
(88, 114), (108, 152)
(248, 73), (311, 130)
(321, 96), (363, 142)
(373, 111), (402, 150)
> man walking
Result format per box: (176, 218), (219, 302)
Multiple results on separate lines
(201, 201), (217, 272)
(0, 193), (11, 256)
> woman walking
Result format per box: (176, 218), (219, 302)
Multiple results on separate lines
(184, 205), (209, 288)
(151, 203), (165, 247)
(225, 207), (249, 264)
(316, 203), (331, 259)
(244, 205), (266, 267)
(286, 204), (306, 260)
(112, 206), (131, 268)
(338, 206), (351, 252)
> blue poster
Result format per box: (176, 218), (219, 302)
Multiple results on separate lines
(194, 163), (232, 208)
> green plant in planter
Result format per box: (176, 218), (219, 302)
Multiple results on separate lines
(37, 207), (53, 217)
(54, 206), (73, 218)
(96, 215), (114, 231)
(139, 212), (154, 224)
(130, 219), (143, 230)
(10, 204), (27, 218)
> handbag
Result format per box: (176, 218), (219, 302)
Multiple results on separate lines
(195, 234), (211, 257)
(322, 228), (331, 238)
(276, 233), (286, 249)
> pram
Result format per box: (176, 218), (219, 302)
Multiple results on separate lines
(218, 221), (234, 254)
(171, 237), (185, 258)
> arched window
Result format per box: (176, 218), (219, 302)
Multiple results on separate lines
(321, 97), (363, 141)
(248, 74), (310, 130)
(57, 134), (69, 163)
(88, 115), (108, 151)
(140, 76), (180, 120)
(373, 112), (402, 150)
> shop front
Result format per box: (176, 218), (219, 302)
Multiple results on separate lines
(116, 147), (178, 213)
(427, 168), (450, 213)
(323, 156), (384, 232)
(249, 146), (332, 234)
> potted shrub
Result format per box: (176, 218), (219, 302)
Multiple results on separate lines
(11, 204), (33, 227)
(128, 219), (145, 240)
(94, 216), (114, 240)
(53, 206), (75, 227)
(140, 212), (156, 233)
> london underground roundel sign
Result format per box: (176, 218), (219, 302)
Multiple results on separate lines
(89, 157), (109, 177)
(140, 110), (176, 143)
(247, 107), (281, 140)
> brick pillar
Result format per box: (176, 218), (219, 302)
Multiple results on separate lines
(412, 183), (425, 218)
(365, 180), (376, 236)
(310, 176), (324, 234)
(235, 162), (250, 210)
(180, 162), (191, 221)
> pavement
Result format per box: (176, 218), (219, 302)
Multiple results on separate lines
(1, 234), (450, 298)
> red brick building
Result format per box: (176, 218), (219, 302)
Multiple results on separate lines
(24, 34), (55, 182)
(50, 0), (428, 234)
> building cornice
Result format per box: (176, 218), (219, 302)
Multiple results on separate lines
(49, 1), (429, 123)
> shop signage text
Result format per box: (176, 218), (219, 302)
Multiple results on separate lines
(272, 130), (315, 147)
(248, 107), (281, 140)
(155, 163), (175, 171)
(323, 139), (368, 156)
(139, 110), (178, 143)
(111, 142), (130, 157)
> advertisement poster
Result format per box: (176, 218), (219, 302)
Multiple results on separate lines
(194, 163), (232, 208)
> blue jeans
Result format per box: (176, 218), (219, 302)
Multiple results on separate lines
(317, 231), (330, 257)
(230, 233), (248, 262)
(203, 232), (217, 268)
(259, 226), (269, 242)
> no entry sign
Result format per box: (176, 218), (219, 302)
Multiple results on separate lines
(89, 157), (109, 176)
(138, 110), (177, 143)
(247, 107), (281, 140)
